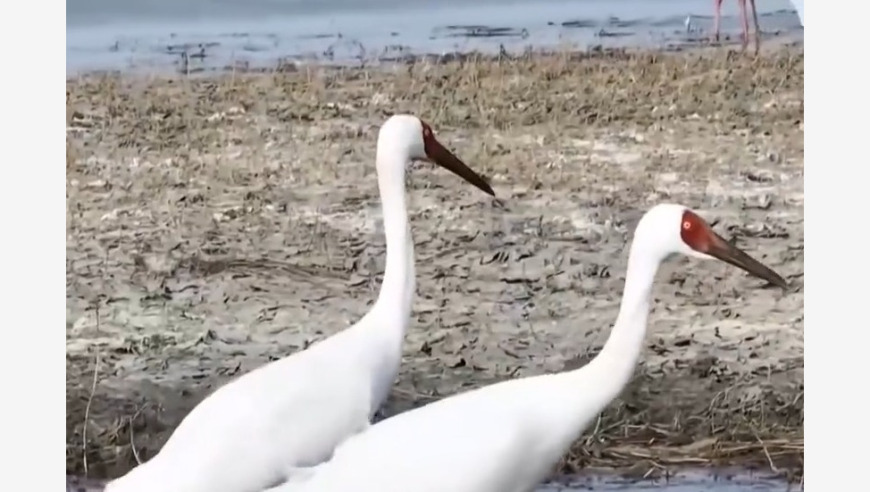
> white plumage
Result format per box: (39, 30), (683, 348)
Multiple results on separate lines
(269, 203), (787, 492)
(104, 114), (494, 492)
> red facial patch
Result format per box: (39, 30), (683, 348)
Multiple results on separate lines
(421, 120), (434, 139)
(679, 209), (711, 253)
(420, 120), (436, 156)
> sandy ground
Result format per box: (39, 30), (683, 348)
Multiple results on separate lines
(66, 45), (804, 483)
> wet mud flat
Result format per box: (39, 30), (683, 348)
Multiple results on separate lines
(66, 45), (804, 482)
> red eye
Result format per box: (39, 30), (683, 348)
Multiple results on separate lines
(421, 121), (433, 138)
(680, 209), (711, 253)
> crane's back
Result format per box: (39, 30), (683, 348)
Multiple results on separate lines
(288, 373), (596, 492)
(107, 329), (376, 492)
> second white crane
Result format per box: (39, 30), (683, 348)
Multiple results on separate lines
(269, 203), (787, 492)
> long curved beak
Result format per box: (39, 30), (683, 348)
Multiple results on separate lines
(423, 137), (495, 196)
(705, 232), (788, 289)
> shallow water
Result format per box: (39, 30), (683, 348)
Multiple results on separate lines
(67, 468), (799, 492)
(537, 469), (798, 491)
(66, 0), (802, 75)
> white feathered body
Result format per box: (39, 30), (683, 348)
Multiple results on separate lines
(268, 203), (786, 492)
(274, 368), (611, 492)
(106, 309), (403, 492)
(104, 113), (502, 492)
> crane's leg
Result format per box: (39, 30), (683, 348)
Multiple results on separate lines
(748, 0), (761, 54)
(737, 0), (749, 50)
(713, 0), (724, 43)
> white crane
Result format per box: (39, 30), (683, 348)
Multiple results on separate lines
(268, 203), (788, 492)
(713, 0), (804, 53)
(104, 114), (495, 492)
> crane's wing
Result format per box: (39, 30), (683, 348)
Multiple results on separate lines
(274, 381), (547, 492)
(261, 462), (332, 492)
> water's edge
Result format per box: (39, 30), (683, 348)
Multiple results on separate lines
(67, 0), (803, 76)
(67, 467), (799, 492)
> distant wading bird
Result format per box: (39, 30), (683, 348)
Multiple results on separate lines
(713, 0), (804, 53)
(267, 203), (788, 492)
(104, 115), (496, 492)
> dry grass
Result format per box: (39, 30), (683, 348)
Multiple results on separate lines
(66, 48), (803, 151)
(66, 46), (804, 482)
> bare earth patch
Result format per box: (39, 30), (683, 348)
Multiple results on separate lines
(66, 47), (804, 482)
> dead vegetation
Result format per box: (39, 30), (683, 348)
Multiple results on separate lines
(66, 46), (804, 482)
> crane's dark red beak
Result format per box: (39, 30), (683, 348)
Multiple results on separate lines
(422, 134), (495, 196)
(703, 231), (788, 289)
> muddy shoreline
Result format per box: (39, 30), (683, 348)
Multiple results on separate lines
(66, 44), (804, 483)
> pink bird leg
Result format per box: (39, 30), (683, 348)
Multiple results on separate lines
(713, 0), (724, 43)
(713, 0), (761, 53)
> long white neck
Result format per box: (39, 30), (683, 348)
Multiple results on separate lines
(365, 150), (416, 341)
(568, 233), (664, 406)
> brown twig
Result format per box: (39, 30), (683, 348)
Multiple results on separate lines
(82, 347), (101, 474)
